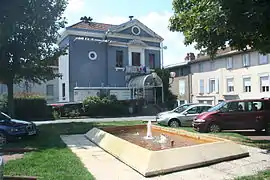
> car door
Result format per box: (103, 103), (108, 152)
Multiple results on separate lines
(245, 101), (265, 130)
(218, 101), (250, 130)
(181, 106), (201, 126)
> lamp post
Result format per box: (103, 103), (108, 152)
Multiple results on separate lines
(161, 43), (167, 69)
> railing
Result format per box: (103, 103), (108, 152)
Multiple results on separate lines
(125, 66), (151, 74)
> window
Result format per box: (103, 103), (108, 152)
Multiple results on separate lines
(62, 83), (66, 98)
(186, 107), (199, 114)
(247, 101), (263, 111)
(210, 79), (216, 93)
(259, 53), (268, 65)
(132, 52), (141, 66)
(198, 63), (203, 72)
(210, 61), (215, 70)
(227, 57), (233, 69)
(199, 106), (211, 113)
(116, 50), (123, 67)
(46, 84), (54, 96)
(227, 78), (234, 92)
(221, 101), (246, 112)
(242, 53), (250, 67)
(149, 54), (155, 69)
(243, 77), (251, 92)
(199, 79), (204, 94)
(179, 80), (185, 95)
(260, 76), (269, 92)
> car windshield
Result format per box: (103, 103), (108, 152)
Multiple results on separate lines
(207, 101), (226, 112)
(0, 112), (11, 120)
(173, 104), (191, 113)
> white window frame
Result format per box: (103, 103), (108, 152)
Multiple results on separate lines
(243, 77), (251, 92)
(242, 53), (250, 67)
(226, 78), (234, 92)
(128, 46), (145, 66)
(209, 78), (216, 93)
(259, 53), (268, 65)
(199, 79), (204, 94)
(226, 57), (233, 69)
(260, 75), (270, 92)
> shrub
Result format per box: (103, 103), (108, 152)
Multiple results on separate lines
(83, 95), (128, 117)
(14, 93), (49, 120)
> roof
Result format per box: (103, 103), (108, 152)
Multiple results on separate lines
(190, 47), (253, 64)
(164, 61), (189, 69)
(68, 21), (118, 32)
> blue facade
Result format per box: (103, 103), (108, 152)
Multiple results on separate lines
(59, 19), (163, 102)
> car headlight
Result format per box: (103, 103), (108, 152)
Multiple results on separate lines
(194, 119), (205, 123)
(10, 128), (19, 132)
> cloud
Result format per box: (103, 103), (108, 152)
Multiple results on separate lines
(65, 0), (85, 14)
(98, 12), (198, 65)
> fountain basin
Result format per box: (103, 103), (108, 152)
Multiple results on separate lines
(85, 125), (249, 177)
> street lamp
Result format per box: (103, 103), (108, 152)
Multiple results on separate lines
(161, 43), (167, 69)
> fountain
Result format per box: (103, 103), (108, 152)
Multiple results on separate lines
(144, 120), (154, 139)
(85, 123), (249, 177)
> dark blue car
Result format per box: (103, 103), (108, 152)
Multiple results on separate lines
(0, 112), (38, 144)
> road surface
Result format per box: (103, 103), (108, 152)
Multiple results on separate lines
(33, 116), (156, 125)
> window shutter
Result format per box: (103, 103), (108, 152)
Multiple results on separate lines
(215, 78), (219, 93)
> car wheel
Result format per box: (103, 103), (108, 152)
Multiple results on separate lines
(169, 119), (181, 128)
(208, 124), (221, 133)
(0, 131), (7, 145)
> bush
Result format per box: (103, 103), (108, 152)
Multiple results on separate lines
(14, 93), (49, 120)
(83, 95), (128, 117)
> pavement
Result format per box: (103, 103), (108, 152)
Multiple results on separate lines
(61, 134), (270, 180)
(33, 116), (156, 125)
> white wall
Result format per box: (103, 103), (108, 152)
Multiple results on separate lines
(191, 51), (270, 105)
(58, 49), (70, 102)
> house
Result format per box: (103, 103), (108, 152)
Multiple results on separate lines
(164, 61), (192, 105)
(190, 48), (270, 105)
(57, 17), (164, 103)
(0, 60), (59, 104)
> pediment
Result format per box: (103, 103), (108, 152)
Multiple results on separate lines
(127, 39), (148, 46)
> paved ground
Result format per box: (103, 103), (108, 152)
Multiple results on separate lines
(34, 116), (156, 125)
(61, 134), (270, 180)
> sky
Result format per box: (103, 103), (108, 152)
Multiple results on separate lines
(63, 0), (198, 66)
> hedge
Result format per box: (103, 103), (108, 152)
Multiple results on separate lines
(83, 95), (128, 117)
(0, 93), (51, 121)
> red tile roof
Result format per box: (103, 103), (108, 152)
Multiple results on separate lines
(69, 21), (117, 31)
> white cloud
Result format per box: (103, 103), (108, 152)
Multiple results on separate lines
(65, 0), (85, 14)
(98, 12), (198, 66)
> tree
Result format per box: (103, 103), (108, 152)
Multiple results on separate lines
(0, 0), (67, 117)
(169, 0), (270, 56)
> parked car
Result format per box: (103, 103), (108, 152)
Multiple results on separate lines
(156, 103), (200, 118)
(192, 98), (270, 133)
(156, 104), (213, 127)
(0, 112), (38, 144)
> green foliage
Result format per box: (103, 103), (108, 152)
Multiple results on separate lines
(0, 94), (8, 113)
(169, 0), (270, 56)
(83, 95), (128, 117)
(155, 68), (177, 105)
(0, 0), (68, 116)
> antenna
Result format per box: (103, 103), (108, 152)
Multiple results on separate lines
(129, 16), (134, 21)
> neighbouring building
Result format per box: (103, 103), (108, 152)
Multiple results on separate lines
(57, 17), (165, 103)
(0, 60), (59, 104)
(190, 48), (270, 105)
(164, 61), (192, 105)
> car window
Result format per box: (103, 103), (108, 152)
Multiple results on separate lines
(219, 101), (246, 112)
(247, 101), (263, 111)
(186, 107), (199, 114)
(199, 106), (211, 113)
(174, 104), (190, 113)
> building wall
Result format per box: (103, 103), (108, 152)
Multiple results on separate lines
(191, 51), (270, 105)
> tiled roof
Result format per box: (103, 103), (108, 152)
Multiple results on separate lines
(68, 21), (118, 31)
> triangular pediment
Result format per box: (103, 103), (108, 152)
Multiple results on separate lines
(110, 19), (163, 41)
(127, 39), (148, 46)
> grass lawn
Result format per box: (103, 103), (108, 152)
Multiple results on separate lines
(3, 121), (145, 180)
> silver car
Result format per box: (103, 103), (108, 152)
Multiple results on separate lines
(156, 104), (212, 127)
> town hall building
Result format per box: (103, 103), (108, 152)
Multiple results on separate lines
(57, 17), (165, 103)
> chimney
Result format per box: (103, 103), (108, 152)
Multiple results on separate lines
(129, 16), (134, 21)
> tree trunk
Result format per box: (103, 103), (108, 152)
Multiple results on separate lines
(7, 79), (14, 118)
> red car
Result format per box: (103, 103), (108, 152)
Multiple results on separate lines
(192, 98), (270, 133)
